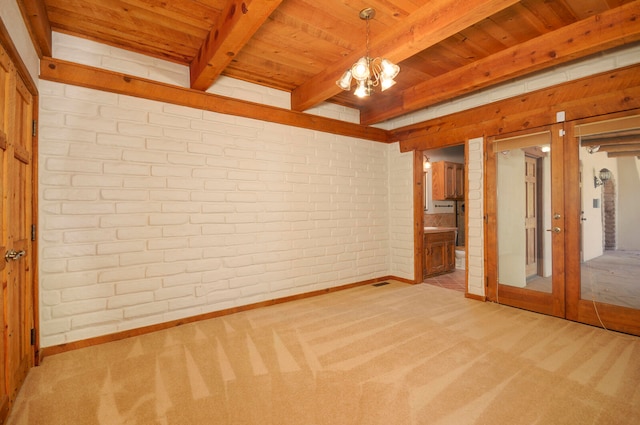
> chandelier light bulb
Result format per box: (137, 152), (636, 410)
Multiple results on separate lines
(380, 75), (396, 91)
(336, 70), (353, 90)
(351, 57), (371, 81)
(380, 59), (400, 79)
(354, 79), (369, 97)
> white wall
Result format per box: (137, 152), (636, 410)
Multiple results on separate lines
(388, 148), (414, 278)
(38, 80), (400, 346)
(34, 34), (418, 347)
(0, 0), (39, 81)
(467, 137), (484, 297)
(497, 150), (527, 287)
(617, 156), (640, 250)
(580, 150), (618, 261)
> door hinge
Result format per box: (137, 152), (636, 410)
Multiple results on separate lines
(31, 328), (36, 345)
(32, 120), (37, 137)
(31, 224), (36, 241)
(485, 276), (489, 288)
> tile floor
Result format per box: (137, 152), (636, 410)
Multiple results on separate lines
(423, 269), (466, 292)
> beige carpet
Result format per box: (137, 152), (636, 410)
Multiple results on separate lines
(7, 281), (640, 424)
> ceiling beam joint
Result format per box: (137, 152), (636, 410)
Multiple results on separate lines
(190, 0), (283, 91)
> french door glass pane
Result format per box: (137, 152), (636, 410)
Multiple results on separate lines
(579, 139), (640, 309)
(497, 138), (552, 293)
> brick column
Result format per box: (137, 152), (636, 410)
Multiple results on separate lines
(603, 179), (616, 250)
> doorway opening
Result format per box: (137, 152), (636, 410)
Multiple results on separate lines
(420, 144), (466, 293)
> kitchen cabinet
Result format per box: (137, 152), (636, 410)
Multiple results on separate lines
(423, 230), (456, 278)
(431, 161), (464, 200)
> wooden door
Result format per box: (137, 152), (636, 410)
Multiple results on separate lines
(524, 156), (538, 276)
(565, 112), (640, 336)
(0, 41), (35, 419)
(0, 43), (8, 421)
(486, 126), (565, 318)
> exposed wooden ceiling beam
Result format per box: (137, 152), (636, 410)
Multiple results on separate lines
(290, 0), (520, 113)
(581, 135), (640, 146)
(608, 150), (640, 157)
(392, 64), (640, 151)
(362, 0), (640, 124)
(41, 57), (390, 143)
(599, 143), (640, 152)
(17, 0), (52, 57)
(190, 0), (283, 91)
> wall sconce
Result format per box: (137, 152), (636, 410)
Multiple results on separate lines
(423, 156), (431, 172)
(594, 168), (612, 188)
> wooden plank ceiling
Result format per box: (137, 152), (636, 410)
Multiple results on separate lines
(19, 0), (640, 125)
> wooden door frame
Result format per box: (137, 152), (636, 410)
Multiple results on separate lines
(0, 13), (41, 372)
(485, 124), (566, 317)
(412, 147), (468, 287)
(413, 150), (425, 283)
(524, 154), (538, 278)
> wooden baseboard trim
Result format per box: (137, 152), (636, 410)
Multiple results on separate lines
(40, 275), (407, 359)
(465, 292), (486, 302)
(389, 276), (415, 285)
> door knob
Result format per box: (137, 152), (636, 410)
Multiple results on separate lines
(5, 249), (25, 261)
(546, 227), (561, 233)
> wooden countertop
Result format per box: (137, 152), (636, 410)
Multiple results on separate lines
(423, 227), (458, 234)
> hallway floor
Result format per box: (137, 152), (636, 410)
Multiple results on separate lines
(423, 269), (466, 293)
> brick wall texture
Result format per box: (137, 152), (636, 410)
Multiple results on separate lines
(38, 80), (417, 346)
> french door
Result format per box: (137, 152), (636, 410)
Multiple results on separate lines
(486, 124), (565, 318)
(565, 112), (640, 336)
(487, 114), (640, 336)
(0, 41), (36, 421)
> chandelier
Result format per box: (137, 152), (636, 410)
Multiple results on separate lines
(335, 8), (400, 98)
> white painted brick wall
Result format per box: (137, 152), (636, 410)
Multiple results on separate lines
(52, 32), (189, 87)
(53, 32), (360, 124)
(388, 146), (414, 280)
(38, 81), (393, 347)
(467, 137), (485, 297)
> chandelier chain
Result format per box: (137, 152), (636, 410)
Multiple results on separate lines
(365, 15), (370, 61)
